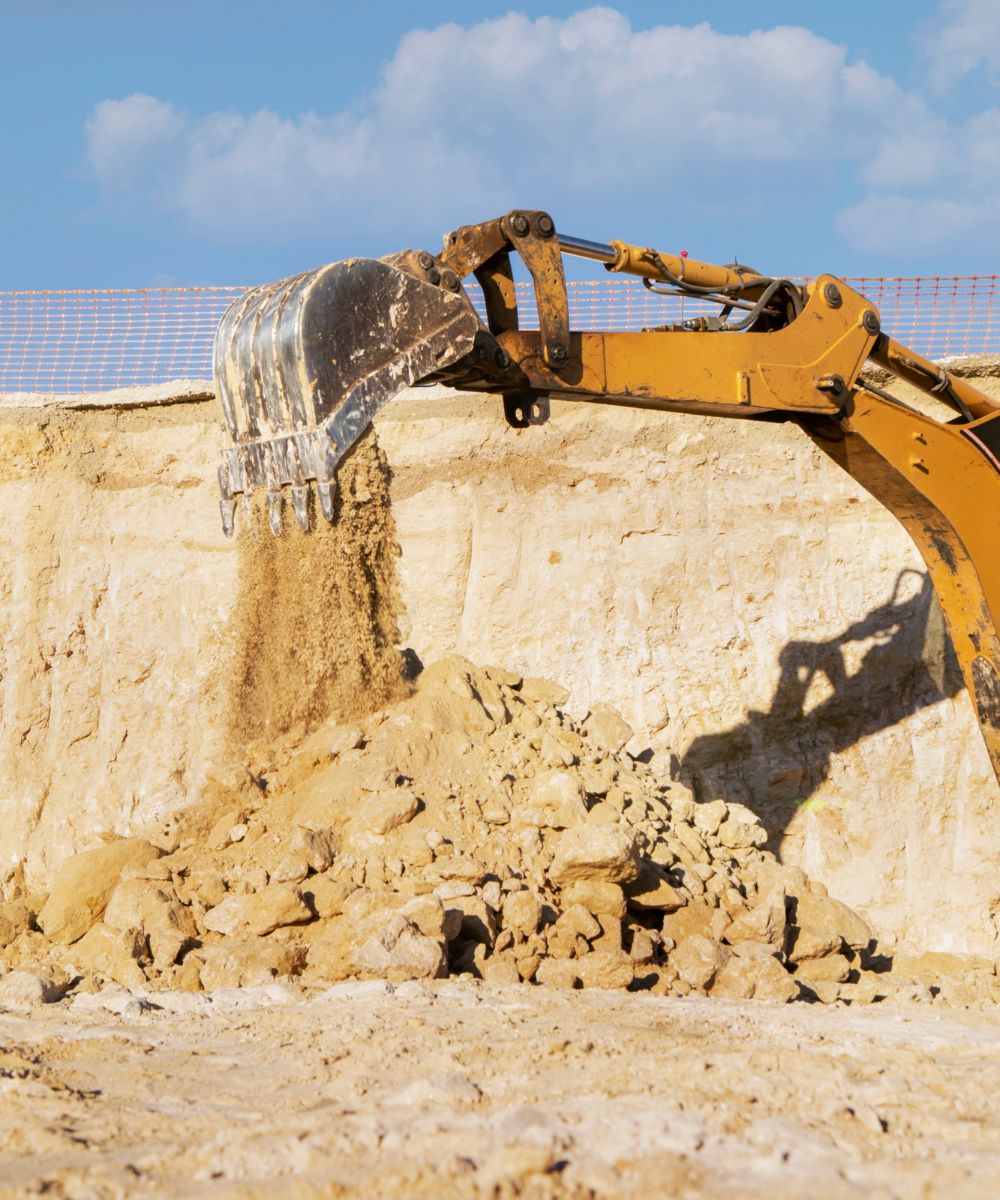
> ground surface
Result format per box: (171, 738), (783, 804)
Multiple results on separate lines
(1, 982), (998, 1199)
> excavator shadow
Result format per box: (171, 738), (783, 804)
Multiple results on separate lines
(674, 569), (963, 851)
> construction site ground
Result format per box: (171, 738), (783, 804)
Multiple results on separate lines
(3, 979), (1000, 1200)
(4, 365), (1000, 1198)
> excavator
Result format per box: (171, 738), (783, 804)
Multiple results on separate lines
(212, 209), (1000, 782)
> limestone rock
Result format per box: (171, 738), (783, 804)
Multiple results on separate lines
(550, 827), (639, 886)
(357, 789), (421, 836)
(787, 923), (842, 964)
(427, 856), (486, 885)
(205, 808), (247, 850)
(180, 866), (226, 910)
(790, 890), (873, 959)
(724, 888), (786, 949)
(806, 979), (843, 1005)
(520, 678), (569, 707)
(585, 802), (621, 826)
(672, 823), (711, 866)
(198, 939), (305, 990)
(399, 894), (448, 940)
(202, 883), (312, 938)
(709, 954), (757, 1000)
(0, 899), (37, 949)
(434, 879), (475, 901)
(104, 878), (197, 969)
(515, 953), (541, 981)
(305, 891), (443, 981)
(257, 826), (336, 883)
(70, 924), (148, 989)
(892, 950), (996, 991)
(583, 704), (634, 754)
(705, 955), (753, 1003)
(244, 883), (314, 936)
(629, 929), (657, 964)
(578, 766), (609, 798)
(540, 732), (576, 768)
(545, 922), (588, 960)
(201, 893), (251, 937)
(670, 934), (728, 990)
(1, 622), (903, 1006)
(0, 970), (61, 1010)
(329, 725), (364, 758)
(535, 957), (579, 989)
(561, 880), (626, 919)
(716, 805), (768, 850)
(661, 901), (716, 945)
(354, 915), (447, 982)
(484, 664), (522, 689)
(575, 949), (635, 990)
(481, 955), (521, 985)
(795, 953), (853, 986)
(302, 873), (355, 920)
(752, 956), (800, 1002)
(712, 952), (797, 1002)
(502, 890), (543, 936)
(37, 839), (162, 946)
(520, 769), (588, 829)
(730, 939), (782, 963)
(553, 904), (602, 943)
(692, 799), (728, 837)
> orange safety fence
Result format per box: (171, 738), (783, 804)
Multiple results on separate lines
(0, 276), (997, 394)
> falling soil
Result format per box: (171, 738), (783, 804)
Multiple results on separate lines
(230, 430), (408, 745)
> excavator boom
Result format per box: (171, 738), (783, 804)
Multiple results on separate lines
(212, 210), (1000, 781)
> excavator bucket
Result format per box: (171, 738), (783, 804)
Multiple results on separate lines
(213, 256), (481, 535)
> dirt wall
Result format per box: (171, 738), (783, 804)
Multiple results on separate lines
(1, 362), (998, 955)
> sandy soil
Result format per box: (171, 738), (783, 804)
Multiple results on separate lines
(1, 982), (998, 1199)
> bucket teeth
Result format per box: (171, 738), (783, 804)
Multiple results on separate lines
(213, 255), (481, 531)
(220, 498), (237, 539)
(291, 485), (310, 532)
(266, 490), (284, 536)
(317, 480), (337, 523)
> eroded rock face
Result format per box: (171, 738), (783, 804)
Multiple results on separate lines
(1, 360), (999, 959)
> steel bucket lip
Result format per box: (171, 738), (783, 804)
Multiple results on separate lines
(213, 256), (482, 533)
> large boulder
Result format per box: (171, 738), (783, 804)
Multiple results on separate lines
(37, 839), (162, 945)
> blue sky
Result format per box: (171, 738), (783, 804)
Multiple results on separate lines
(2, 0), (997, 287)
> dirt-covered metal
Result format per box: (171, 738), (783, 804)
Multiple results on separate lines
(213, 256), (480, 535)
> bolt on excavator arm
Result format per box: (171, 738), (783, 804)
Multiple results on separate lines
(212, 209), (1000, 780)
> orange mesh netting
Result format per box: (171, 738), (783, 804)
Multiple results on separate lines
(0, 276), (996, 394)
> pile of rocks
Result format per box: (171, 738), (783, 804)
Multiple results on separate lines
(1, 657), (993, 1005)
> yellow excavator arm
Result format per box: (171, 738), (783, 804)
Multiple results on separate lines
(212, 210), (1000, 780)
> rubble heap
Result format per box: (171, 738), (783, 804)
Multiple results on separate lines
(2, 657), (994, 1006)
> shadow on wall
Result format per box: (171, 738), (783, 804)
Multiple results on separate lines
(674, 570), (963, 851)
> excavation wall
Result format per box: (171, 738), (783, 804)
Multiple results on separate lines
(1, 362), (998, 955)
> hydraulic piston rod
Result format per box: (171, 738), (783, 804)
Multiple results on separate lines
(559, 231), (768, 294)
(557, 233), (617, 265)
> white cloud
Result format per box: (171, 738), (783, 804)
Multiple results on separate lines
(839, 105), (1000, 260)
(921, 0), (1000, 88)
(838, 194), (997, 258)
(84, 9), (918, 244)
(82, 6), (1000, 266)
(86, 93), (186, 192)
